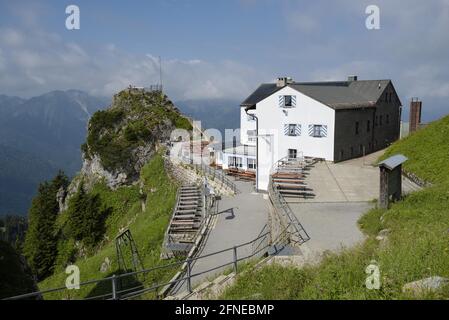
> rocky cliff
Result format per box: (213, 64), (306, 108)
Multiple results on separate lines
(78, 88), (192, 189)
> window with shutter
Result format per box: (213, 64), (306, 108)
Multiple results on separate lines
(284, 124), (301, 136)
(308, 124), (328, 138)
(279, 95), (296, 108)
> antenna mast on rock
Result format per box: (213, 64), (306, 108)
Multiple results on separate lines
(159, 56), (163, 91)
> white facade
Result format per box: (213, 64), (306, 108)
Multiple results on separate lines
(240, 108), (257, 146)
(221, 145), (256, 172)
(243, 86), (335, 191)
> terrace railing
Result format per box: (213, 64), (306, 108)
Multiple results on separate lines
(3, 226), (273, 301)
(268, 156), (310, 246)
(180, 156), (239, 194)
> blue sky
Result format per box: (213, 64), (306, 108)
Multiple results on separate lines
(1, 0), (448, 121)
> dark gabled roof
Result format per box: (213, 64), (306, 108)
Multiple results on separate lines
(240, 83), (284, 108)
(241, 79), (399, 110)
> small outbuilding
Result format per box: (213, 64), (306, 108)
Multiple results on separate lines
(378, 154), (408, 209)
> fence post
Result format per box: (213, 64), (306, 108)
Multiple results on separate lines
(111, 274), (118, 300)
(233, 246), (238, 274)
(187, 259), (192, 293)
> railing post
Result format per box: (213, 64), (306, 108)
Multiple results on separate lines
(233, 246), (238, 274)
(111, 274), (118, 300)
(187, 259), (192, 293)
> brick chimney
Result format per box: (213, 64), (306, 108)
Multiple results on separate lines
(276, 77), (293, 87)
(409, 98), (422, 133)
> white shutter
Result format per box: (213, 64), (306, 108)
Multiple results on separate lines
(278, 96), (285, 108)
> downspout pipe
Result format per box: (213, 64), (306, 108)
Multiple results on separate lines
(245, 107), (259, 191)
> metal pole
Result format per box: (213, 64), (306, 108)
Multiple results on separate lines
(111, 274), (118, 300)
(233, 246), (238, 273)
(187, 259), (192, 293)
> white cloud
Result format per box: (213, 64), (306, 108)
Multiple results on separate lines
(0, 28), (24, 47)
(0, 49), (4, 70)
(285, 10), (320, 33)
(0, 27), (262, 100)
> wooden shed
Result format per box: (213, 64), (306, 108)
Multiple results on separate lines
(378, 154), (408, 209)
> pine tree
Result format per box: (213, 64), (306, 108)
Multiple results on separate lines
(23, 171), (69, 280)
(67, 181), (108, 249)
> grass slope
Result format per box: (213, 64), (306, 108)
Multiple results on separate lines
(380, 115), (449, 184)
(221, 115), (449, 300)
(38, 153), (179, 299)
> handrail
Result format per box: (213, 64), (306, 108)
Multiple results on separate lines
(3, 227), (271, 301)
(161, 187), (182, 255)
(267, 155), (310, 245)
(180, 156), (239, 194)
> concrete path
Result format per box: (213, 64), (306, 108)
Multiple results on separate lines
(285, 150), (422, 261)
(289, 202), (373, 261)
(171, 178), (269, 293)
(289, 150), (419, 203)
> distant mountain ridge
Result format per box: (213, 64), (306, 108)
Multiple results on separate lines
(175, 99), (241, 136)
(0, 90), (109, 216)
(0, 92), (240, 216)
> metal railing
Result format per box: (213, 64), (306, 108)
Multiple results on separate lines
(180, 156), (239, 194)
(3, 227), (272, 301)
(162, 183), (216, 257)
(402, 169), (431, 188)
(268, 156), (310, 245)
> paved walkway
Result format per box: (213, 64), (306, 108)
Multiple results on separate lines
(289, 150), (419, 203)
(171, 178), (269, 293)
(289, 202), (373, 262)
(286, 150), (422, 261)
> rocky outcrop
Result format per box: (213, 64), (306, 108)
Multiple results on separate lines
(81, 154), (129, 189)
(58, 89), (192, 213)
(375, 229), (390, 249)
(402, 276), (449, 297)
(77, 89), (191, 190)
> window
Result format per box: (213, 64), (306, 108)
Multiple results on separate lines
(355, 121), (359, 135)
(367, 120), (371, 132)
(247, 130), (257, 142)
(228, 156), (242, 168)
(288, 149), (297, 159)
(289, 124), (296, 136)
(380, 115), (383, 126)
(247, 158), (256, 170)
(375, 116), (378, 126)
(279, 95), (296, 108)
(360, 145), (364, 154)
(340, 150), (344, 160)
(309, 124), (327, 138)
(386, 114), (390, 124)
(284, 124), (301, 136)
(350, 147), (354, 157)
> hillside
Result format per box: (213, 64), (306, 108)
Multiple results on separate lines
(221, 115), (449, 300)
(0, 90), (109, 216)
(0, 144), (58, 215)
(380, 115), (449, 184)
(22, 89), (192, 299)
(38, 153), (179, 299)
(0, 241), (39, 299)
